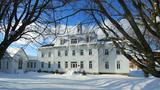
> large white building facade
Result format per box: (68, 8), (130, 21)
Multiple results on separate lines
(37, 25), (129, 74)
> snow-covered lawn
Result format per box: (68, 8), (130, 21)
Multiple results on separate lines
(0, 72), (159, 90)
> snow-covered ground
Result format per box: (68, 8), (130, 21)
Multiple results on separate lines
(0, 72), (159, 90)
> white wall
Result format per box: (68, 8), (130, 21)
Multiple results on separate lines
(98, 43), (129, 74)
(38, 43), (130, 74)
(38, 44), (99, 73)
(0, 48), (28, 73)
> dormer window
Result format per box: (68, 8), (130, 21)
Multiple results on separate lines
(104, 49), (109, 55)
(71, 39), (78, 44)
(116, 49), (120, 55)
(41, 52), (45, 58)
(60, 39), (65, 45)
(86, 36), (90, 42)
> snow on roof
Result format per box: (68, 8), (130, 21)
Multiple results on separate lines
(153, 50), (160, 52)
(7, 48), (21, 57)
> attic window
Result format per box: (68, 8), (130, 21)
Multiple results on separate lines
(86, 36), (90, 42)
(41, 52), (45, 57)
(116, 49), (120, 55)
(60, 39), (65, 45)
(71, 39), (78, 44)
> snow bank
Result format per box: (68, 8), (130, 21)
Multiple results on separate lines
(0, 72), (159, 90)
(65, 69), (75, 75)
(27, 71), (39, 75)
(128, 70), (144, 77)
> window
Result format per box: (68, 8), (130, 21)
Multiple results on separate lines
(0, 60), (1, 69)
(34, 62), (36, 68)
(72, 50), (76, 56)
(105, 61), (109, 69)
(41, 62), (44, 68)
(71, 39), (78, 44)
(18, 60), (23, 69)
(89, 61), (92, 69)
(27, 62), (29, 68)
(80, 50), (83, 55)
(65, 62), (68, 68)
(58, 62), (61, 68)
(41, 52), (44, 57)
(58, 50), (61, 56)
(86, 36), (90, 42)
(105, 49), (109, 55)
(60, 39), (65, 45)
(80, 61), (83, 68)
(117, 61), (120, 69)
(116, 49), (120, 55)
(65, 50), (68, 56)
(89, 49), (92, 55)
(48, 62), (51, 68)
(48, 52), (51, 57)
(6, 61), (8, 69)
(31, 62), (33, 68)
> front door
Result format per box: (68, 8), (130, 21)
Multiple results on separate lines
(71, 62), (77, 68)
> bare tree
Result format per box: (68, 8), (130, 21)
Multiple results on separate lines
(0, 0), (70, 60)
(44, 0), (160, 77)
(83, 0), (160, 77)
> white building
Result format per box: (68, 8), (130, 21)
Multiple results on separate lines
(0, 48), (28, 73)
(27, 56), (39, 72)
(37, 24), (129, 74)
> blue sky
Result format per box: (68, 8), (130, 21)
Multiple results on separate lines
(0, 0), (90, 57)
(9, 12), (87, 57)
(1, 1), (156, 57)
(0, 0), (125, 57)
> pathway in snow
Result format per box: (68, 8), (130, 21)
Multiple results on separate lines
(0, 72), (159, 90)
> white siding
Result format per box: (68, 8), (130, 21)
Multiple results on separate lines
(37, 32), (129, 74)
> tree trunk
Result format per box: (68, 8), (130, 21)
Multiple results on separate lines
(142, 69), (149, 77)
(0, 41), (11, 60)
(121, 48), (160, 77)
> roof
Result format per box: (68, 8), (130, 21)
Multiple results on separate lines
(153, 50), (160, 52)
(7, 48), (21, 57)
(41, 44), (55, 47)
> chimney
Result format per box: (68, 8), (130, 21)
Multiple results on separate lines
(77, 22), (82, 34)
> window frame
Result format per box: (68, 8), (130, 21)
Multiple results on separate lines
(41, 62), (44, 68)
(34, 62), (36, 68)
(86, 36), (90, 42)
(65, 50), (68, 56)
(80, 50), (84, 55)
(116, 49), (120, 55)
(117, 61), (120, 69)
(41, 52), (45, 58)
(71, 38), (78, 44)
(60, 39), (65, 45)
(89, 49), (92, 55)
(80, 61), (84, 69)
(65, 61), (68, 68)
(58, 50), (61, 56)
(58, 61), (61, 68)
(72, 50), (76, 56)
(105, 61), (109, 69)
(104, 49), (109, 55)
(48, 61), (51, 68)
(89, 61), (92, 69)
(48, 52), (51, 57)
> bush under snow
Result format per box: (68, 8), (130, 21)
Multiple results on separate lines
(129, 70), (145, 77)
